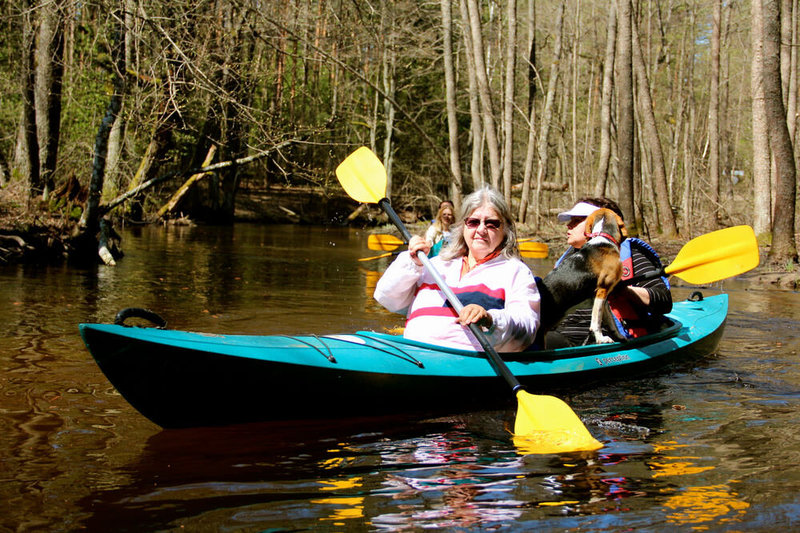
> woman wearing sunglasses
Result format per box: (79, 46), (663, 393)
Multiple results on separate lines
(374, 187), (540, 352)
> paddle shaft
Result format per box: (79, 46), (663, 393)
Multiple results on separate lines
(620, 261), (714, 286)
(359, 251), (400, 262)
(378, 198), (524, 394)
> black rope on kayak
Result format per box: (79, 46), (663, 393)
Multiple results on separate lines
(280, 335), (337, 363)
(689, 291), (704, 301)
(347, 333), (424, 369)
(114, 308), (167, 328)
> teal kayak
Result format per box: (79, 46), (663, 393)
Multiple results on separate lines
(79, 292), (727, 428)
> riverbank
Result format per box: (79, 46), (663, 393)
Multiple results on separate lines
(1, 191), (796, 289)
(0, 210), (71, 264)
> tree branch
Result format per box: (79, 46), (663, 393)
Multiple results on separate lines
(101, 139), (297, 215)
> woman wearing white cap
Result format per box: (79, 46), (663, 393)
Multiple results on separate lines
(546, 196), (672, 348)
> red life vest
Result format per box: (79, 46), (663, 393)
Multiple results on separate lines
(607, 238), (669, 338)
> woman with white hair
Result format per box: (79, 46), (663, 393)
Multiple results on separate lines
(374, 187), (540, 352)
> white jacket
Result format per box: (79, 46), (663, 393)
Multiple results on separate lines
(374, 251), (540, 351)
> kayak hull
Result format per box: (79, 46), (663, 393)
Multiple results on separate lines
(79, 293), (727, 428)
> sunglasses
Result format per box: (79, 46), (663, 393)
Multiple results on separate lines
(566, 216), (586, 229)
(465, 217), (502, 230)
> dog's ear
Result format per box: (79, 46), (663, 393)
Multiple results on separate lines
(615, 213), (628, 238)
(583, 208), (603, 232)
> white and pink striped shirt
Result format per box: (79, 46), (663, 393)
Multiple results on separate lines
(374, 252), (540, 351)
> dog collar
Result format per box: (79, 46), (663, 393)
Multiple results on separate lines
(586, 231), (620, 247)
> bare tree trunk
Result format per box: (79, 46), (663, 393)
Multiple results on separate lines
(616, 0), (636, 230)
(518, 0), (537, 221)
(708, 0), (722, 227)
(466, 0), (502, 188)
(682, 105), (695, 228)
(0, 150), (8, 189)
(763, 0), (798, 263)
(21, 0), (41, 197)
(36, 0), (65, 201)
(526, 0), (537, 112)
(595, 3), (616, 196)
(570, 0), (581, 200)
(532, 2), (565, 227)
(720, 3), (735, 218)
(441, 0), (463, 208)
(370, 87), (379, 153)
(105, 114), (124, 200)
(104, 0), (136, 200)
(502, 0), (516, 203)
(459, 0), (484, 190)
(788, 0), (799, 142)
(753, 0), (773, 238)
(217, 6), (256, 222)
(782, 0), (793, 107)
(381, 0), (396, 200)
(79, 12), (125, 236)
(518, 105), (537, 222)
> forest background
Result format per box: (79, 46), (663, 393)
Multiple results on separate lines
(0, 0), (798, 267)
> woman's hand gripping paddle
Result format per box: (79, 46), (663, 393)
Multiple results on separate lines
(336, 147), (602, 454)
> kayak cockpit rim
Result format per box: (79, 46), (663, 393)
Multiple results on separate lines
(355, 317), (683, 362)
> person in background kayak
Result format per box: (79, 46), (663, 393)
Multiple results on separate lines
(546, 196), (672, 348)
(375, 187), (540, 352)
(425, 202), (455, 257)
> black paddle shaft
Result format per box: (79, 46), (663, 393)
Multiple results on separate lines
(378, 198), (524, 394)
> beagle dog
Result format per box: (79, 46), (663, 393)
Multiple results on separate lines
(535, 208), (628, 346)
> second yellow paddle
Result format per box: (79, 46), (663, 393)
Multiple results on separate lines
(367, 234), (405, 251)
(519, 241), (549, 258)
(624, 225), (759, 286)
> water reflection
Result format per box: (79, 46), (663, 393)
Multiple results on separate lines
(2, 225), (800, 530)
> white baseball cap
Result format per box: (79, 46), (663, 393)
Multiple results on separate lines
(556, 202), (600, 222)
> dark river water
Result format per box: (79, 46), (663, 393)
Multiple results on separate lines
(1, 223), (799, 532)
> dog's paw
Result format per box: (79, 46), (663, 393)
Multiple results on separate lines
(595, 334), (616, 344)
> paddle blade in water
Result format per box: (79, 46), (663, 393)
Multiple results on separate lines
(335, 147), (387, 204)
(367, 234), (405, 251)
(519, 241), (549, 258)
(513, 390), (603, 454)
(666, 225), (759, 284)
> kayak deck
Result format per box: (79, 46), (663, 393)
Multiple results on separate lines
(79, 293), (727, 428)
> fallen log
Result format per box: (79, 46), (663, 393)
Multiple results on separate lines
(101, 139), (296, 216)
(512, 181), (569, 192)
(0, 234), (28, 248)
(156, 145), (217, 219)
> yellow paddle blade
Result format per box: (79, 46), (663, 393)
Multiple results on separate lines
(519, 241), (549, 258)
(367, 234), (405, 251)
(335, 147), (387, 204)
(666, 225), (759, 284)
(513, 390), (603, 454)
